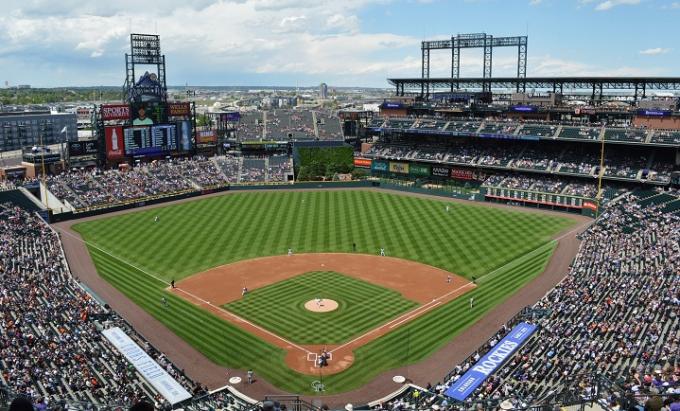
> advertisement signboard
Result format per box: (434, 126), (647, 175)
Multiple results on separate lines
(168, 102), (191, 117)
(104, 126), (125, 159)
(101, 104), (130, 121)
(450, 168), (475, 180)
(220, 112), (241, 122)
(582, 200), (598, 211)
(371, 160), (388, 172)
(389, 162), (409, 174)
(432, 166), (450, 177)
(68, 140), (98, 157)
(196, 129), (217, 144)
(445, 323), (537, 401)
(409, 163), (430, 177)
(353, 158), (372, 168)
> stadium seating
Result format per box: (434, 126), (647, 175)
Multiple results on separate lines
(478, 122), (518, 135)
(385, 118), (416, 129)
(603, 127), (648, 143)
(557, 126), (602, 141)
(0, 204), (206, 409)
(650, 129), (680, 145)
(43, 156), (293, 211)
(412, 119), (448, 131)
(267, 155), (293, 182)
(421, 191), (680, 408)
(446, 121), (482, 133)
(516, 124), (559, 138)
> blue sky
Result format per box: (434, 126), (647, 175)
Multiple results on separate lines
(0, 0), (677, 88)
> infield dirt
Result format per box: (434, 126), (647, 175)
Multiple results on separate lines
(173, 253), (473, 375)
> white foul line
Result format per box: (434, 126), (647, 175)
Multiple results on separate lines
(329, 226), (588, 355)
(57, 227), (313, 355)
(330, 281), (475, 354)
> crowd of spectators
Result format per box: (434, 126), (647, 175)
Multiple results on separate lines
(372, 116), (679, 145)
(236, 109), (342, 141)
(0, 204), (210, 409)
(366, 140), (676, 185)
(42, 155), (292, 211)
(373, 189), (679, 410)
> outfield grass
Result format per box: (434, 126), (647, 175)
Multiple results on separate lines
(74, 190), (572, 280)
(225, 271), (419, 344)
(73, 190), (574, 394)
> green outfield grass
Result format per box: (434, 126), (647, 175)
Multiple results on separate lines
(73, 190), (575, 394)
(225, 271), (419, 344)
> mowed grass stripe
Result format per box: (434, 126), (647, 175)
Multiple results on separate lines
(73, 190), (574, 394)
(322, 242), (557, 390)
(225, 271), (418, 344)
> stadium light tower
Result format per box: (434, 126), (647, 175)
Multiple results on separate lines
(420, 33), (528, 97)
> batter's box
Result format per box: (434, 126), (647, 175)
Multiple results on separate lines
(307, 352), (333, 367)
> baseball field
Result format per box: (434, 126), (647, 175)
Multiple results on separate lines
(71, 189), (575, 394)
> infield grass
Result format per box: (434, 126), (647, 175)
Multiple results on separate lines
(73, 189), (575, 394)
(225, 271), (419, 344)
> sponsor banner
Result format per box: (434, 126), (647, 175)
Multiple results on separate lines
(101, 104), (130, 121)
(68, 140), (98, 157)
(389, 162), (409, 174)
(582, 201), (598, 211)
(220, 112), (241, 122)
(445, 322), (537, 401)
(409, 163), (431, 177)
(511, 105), (537, 112)
(168, 102), (191, 117)
(105, 126), (125, 160)
(450, 168), (476, 180)
(432, 166), (450, 177)
(102, 327), (192, 404)
(196, 129), (217, 144)
(382, 102), (404, 109)
(354, 158), (372, 168)
(636, 109), (671, 117)
(371, 160), (388, 172)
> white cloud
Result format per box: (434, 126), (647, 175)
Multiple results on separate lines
(529, 0), (543, 5)
(0, 0), (420, 86)
(528, 54), (668, 77)
(639, 47), (671, 55)
(594, 0), (640, 11)
(672, 2), (680, 8)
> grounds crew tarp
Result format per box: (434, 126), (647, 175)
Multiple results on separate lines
(102, 327), (192, 404)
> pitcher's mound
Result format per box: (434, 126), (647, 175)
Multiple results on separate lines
(304, 299), (338, 313)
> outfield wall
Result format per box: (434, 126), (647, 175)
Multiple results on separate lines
(44, 178), (596, 223)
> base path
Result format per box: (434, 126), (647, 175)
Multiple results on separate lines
(54, 187), (591, 406)
(175, 253), (473, 375)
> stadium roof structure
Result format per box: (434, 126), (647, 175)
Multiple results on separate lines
(388, 76), (680, 101)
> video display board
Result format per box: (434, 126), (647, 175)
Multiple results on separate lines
(124, 124), (177, 156)
(131, 102), (168, 126)
(68, 140), (98, 157)
(176, 121), (193, 151)
(101, 101), (194, 159)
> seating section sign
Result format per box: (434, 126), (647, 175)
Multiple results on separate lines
(444, 322), (537, 401)
(102, 327), (192, 404)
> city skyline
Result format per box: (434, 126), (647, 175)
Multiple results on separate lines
(1, 0), (678, 88)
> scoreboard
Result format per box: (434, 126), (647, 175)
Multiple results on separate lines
(100, 101), (196, 161)
(124, 124), (177, 156)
